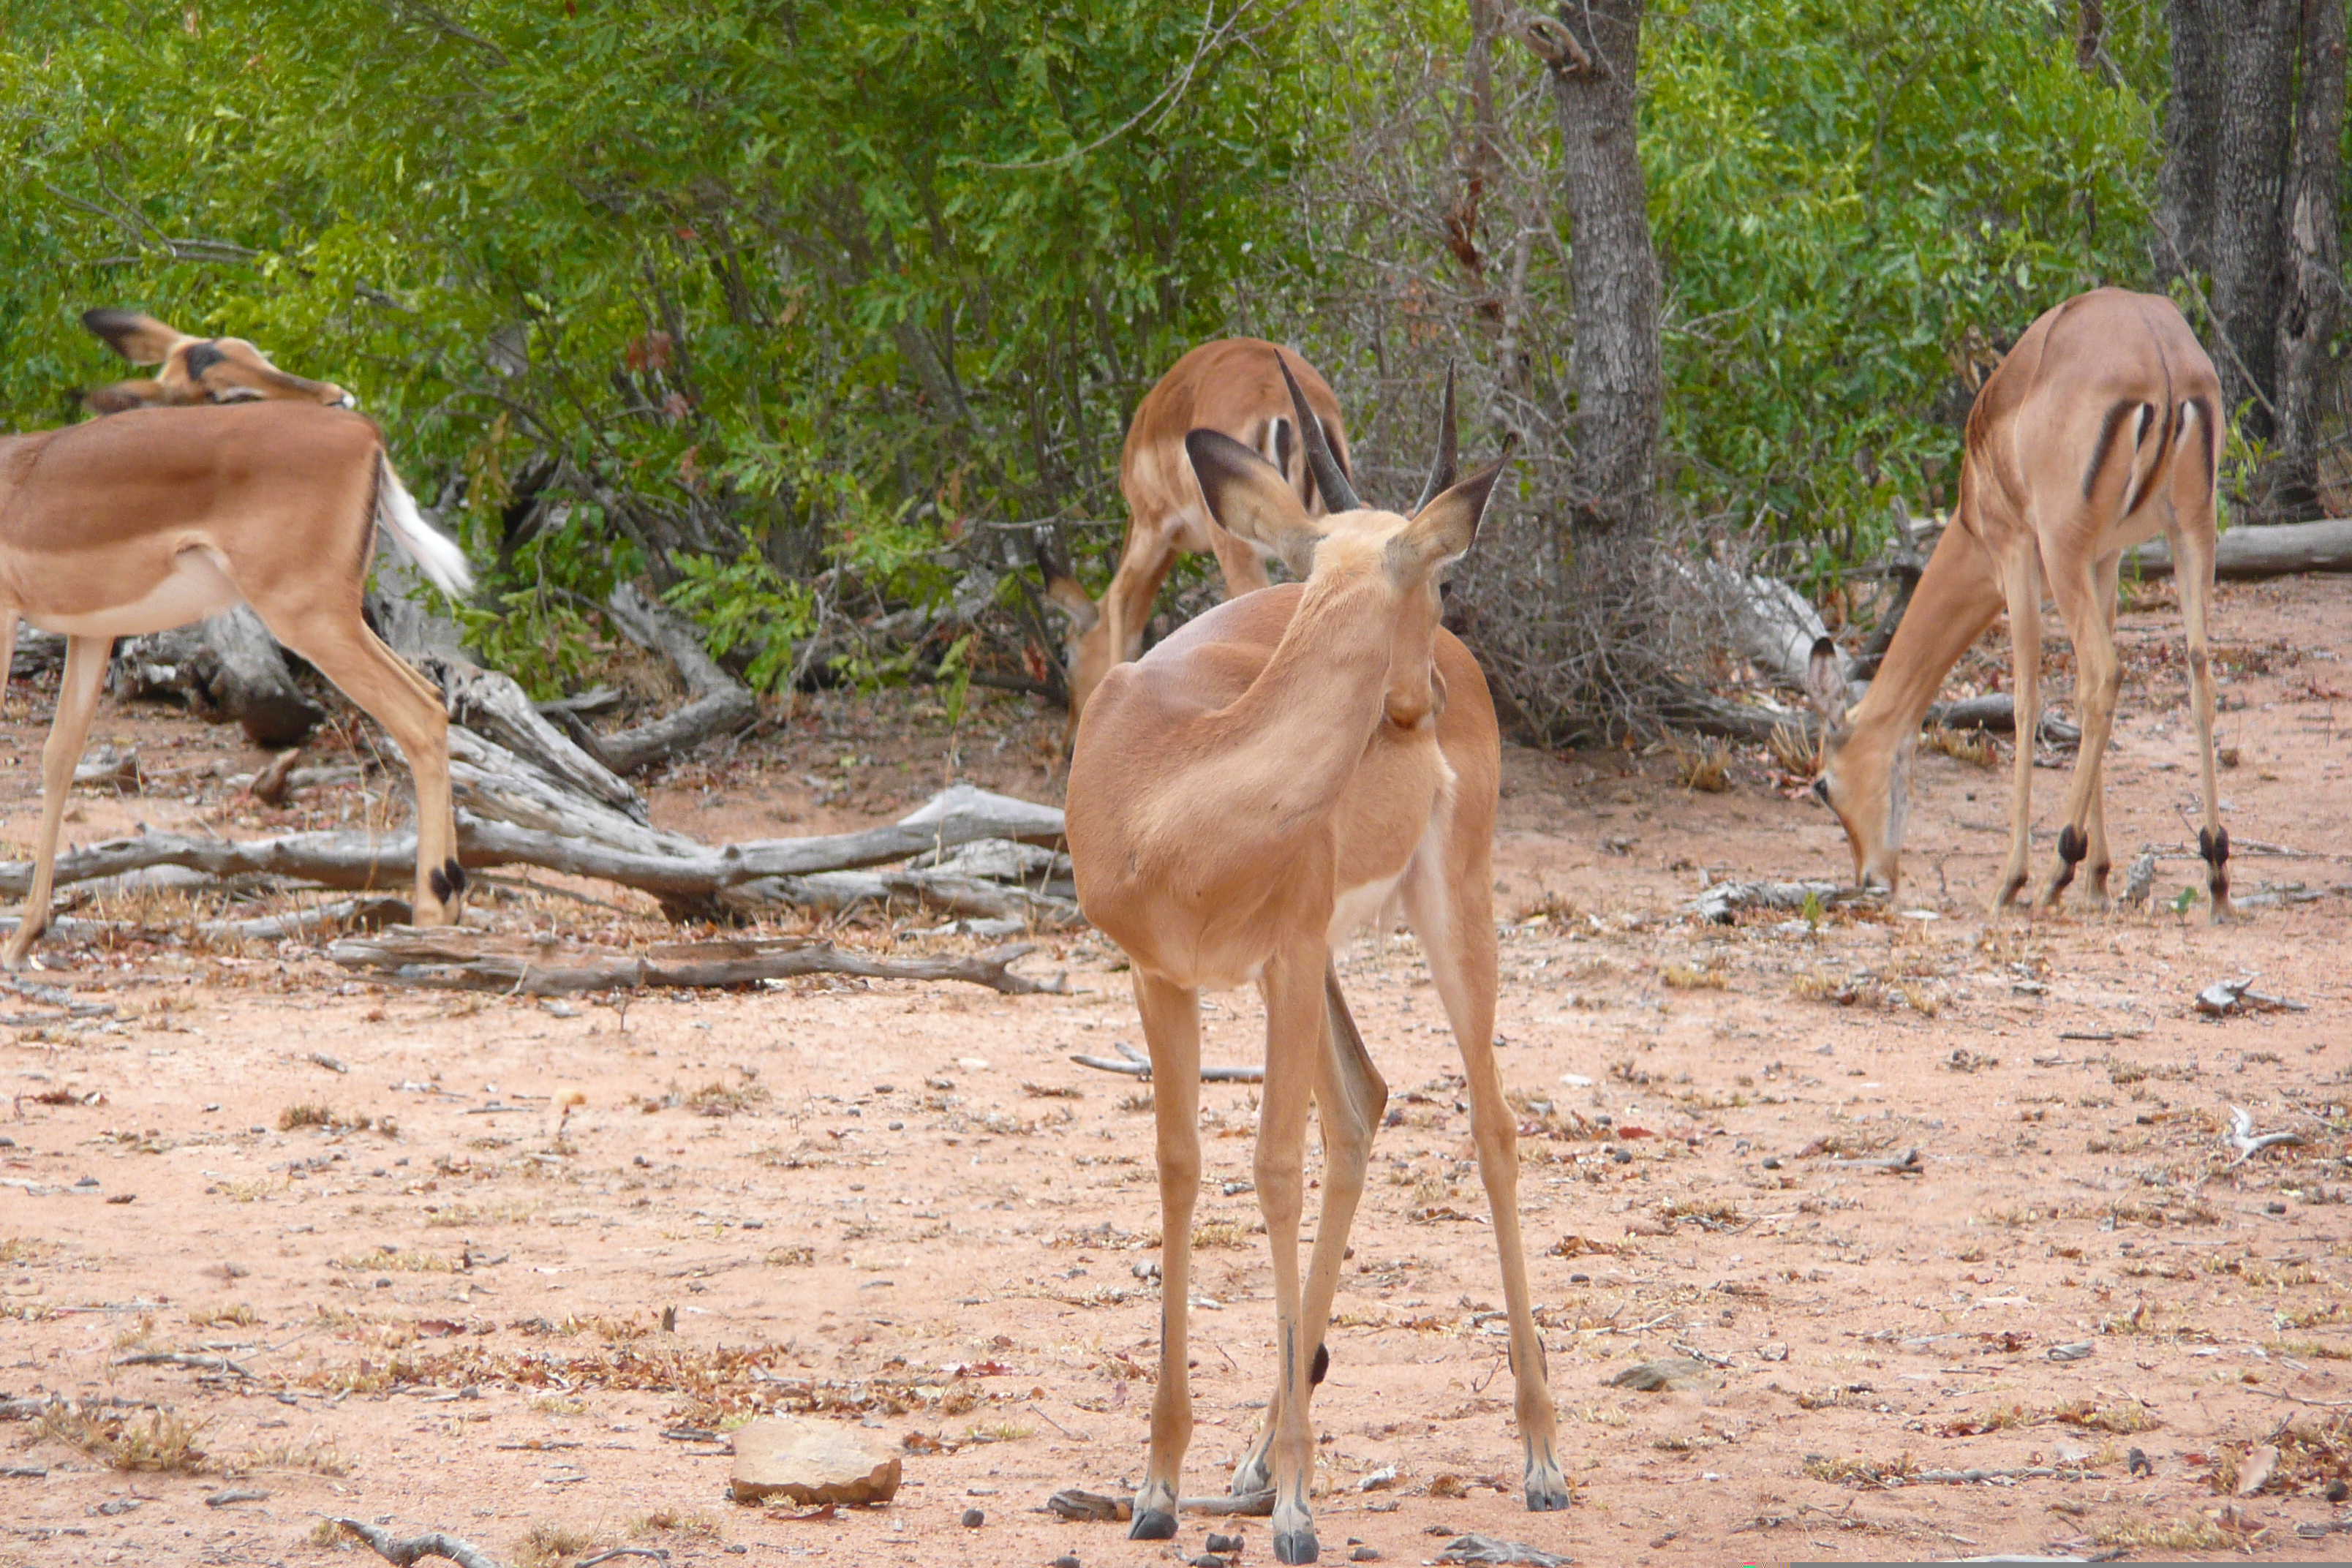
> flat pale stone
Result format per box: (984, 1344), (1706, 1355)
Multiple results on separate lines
(729, 1417), (901, 1506)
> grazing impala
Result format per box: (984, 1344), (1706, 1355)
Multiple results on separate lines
(1065, 365), (1562, 1564)
(78, 309), (356, 415)
(0, 399), (472, 967)
(1807, 287), (2232, 919)
(1041, 338), (1352, 731)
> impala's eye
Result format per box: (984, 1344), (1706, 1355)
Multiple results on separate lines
(1809, 777), (1832, 805)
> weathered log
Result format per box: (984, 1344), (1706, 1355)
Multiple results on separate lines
(0, 894), (408, 945)
(10, 625), (64, 680)
(1664, 687), (2080, 746)
(720, 866), (1079, 924)
(1679, 560), (1828, 689)
(0, 786), (1068, 908)
(325, 927), (1060, 996)
(115, 606), (324, 747)
(2123, 518), (2352, 579)
(446, 726), (700, 863)
(594, 582), (760, 774)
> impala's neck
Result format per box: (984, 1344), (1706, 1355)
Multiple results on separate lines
(1209, 560), (1406, 831)
(1844, 521), (2005, 754)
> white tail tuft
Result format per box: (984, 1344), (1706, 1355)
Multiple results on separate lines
(377, 453), (474, 597)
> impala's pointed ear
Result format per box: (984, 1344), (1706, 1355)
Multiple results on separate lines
(1806, 636), (1850, 729)
(1033, 542), (1100, 633)
(81, 310), (188, 366)
(1393, 457), (1506, 576)
(1187, 429), (1320, 574)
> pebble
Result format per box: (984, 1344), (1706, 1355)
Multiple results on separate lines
(1205, 1534), (1242, 1553)
(960, 1509), (984, 1529)
(1052, 1556), (1081, 1568)
(1351, 1550), (1383, 1563)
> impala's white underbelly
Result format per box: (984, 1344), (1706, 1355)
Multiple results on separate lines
(26, 549), (242, 638)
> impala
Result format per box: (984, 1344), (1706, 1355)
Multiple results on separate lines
(1066, 365), (1561, 1564)
(0, 399), (472, 967)
(1041, 338), (1351, 731)
(1808, 287), (2231, 919)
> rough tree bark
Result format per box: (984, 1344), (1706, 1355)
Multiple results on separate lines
(2156, 0), (2223, 284)
(2207, 0), (2301, 442)
(2269, 0), (2348, 516)
(1523, 0), (1661, 537)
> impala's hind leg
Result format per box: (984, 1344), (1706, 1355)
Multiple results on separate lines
(1131, 970), (1201, 1542)
(4, 636), (110, 970)
(1403, 848), (1566, 1511)
(0, 616), (17, 722)
(255, 608), (461, 925)
(2173, 520), (2232, 920)
(1232, 970), (1386, 1499)
(2040, 546), (2122, 912)
(1993, 549), (2045, 913)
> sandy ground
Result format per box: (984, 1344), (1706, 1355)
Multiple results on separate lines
(1, 575), (2350, 1568)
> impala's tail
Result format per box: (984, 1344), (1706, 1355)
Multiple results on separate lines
(376, 452), (475, 596)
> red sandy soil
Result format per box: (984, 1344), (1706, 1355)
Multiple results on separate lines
(1, 574), (2348, 1568)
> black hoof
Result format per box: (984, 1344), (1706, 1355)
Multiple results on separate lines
(429, 866), (452, 903)
(1129, 1509), (1177, 1542)
(1526, 1476), (1572, 1512)
(1273, 1529), (1319, 1564)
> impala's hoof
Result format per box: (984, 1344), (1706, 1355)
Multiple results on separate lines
(1526, 1471), (1572, 1512)
(1128, 1509), (1177, 1542)
(1231, 1455), (1271, 1495)
(1273, 1528), (1319, 1564)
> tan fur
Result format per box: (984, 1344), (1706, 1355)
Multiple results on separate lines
(1810, 287), (2231, 919)
(1064, 418), (1564, 1561)
(1048, 339), (1349, 733)
(80, 309), (354, 415)
(0, 402), (464, 967)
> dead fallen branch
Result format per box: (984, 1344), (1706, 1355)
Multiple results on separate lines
(1829, 1147), (1923, 1175)
(326, 927), (1063, 996)
(1666, 688), (2079, 747)
(1045, 1487), (1274, 1522)
(2125, 517), (2352, 579)
(2226, 1106), (2303, 1166)
(331, 1519), (503, 1568)
(2195, 978), (2309, 1017)
(1689, 880), (1872, 924)
(1072, 1039), (1262, 1083)
(592, 582), (759, 774)
(116, 606), (323, 748)
(0, 786), (1064, 916)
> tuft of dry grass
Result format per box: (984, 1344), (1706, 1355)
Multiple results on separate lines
(227, 1439), (348, 1477)
(186, 1303), (261, 1328)
(631, 1509), (723, 1540)
(1191, 1220), (1251, 1249)
(39, 1406), (209, 1472)
(1923, 723), (1998, 769)
(2092, 1512), (2237, 1551)
(1767, 720), (1815, 777)
(1659, 962), (1729, 991)
(1669, 734), (1732, 793)
(331, 1247), (454, 1274)
(514, 1522), (602, 1568)
(2051, 1398), (2157, 1434)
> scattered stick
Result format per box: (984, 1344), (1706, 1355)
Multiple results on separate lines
(2226, 1106), (2303, 1166)
(1071, 1051), (1264, 1083)
(1045, 1487), (1274, 1522)
(331, 1519), (504, 1568)
(112, 1351), (253, 1377)
(592, 583), (759, 775)
(327, 928), (1062, 997)
(1828, 1147), (1923, 1175)
(248, 747), (303, 807)
(1689, 880), (1869, 924)
(575, 1551), (671, 1567)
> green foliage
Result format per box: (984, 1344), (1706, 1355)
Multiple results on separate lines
(0, 0), (1308, 676)
(661, 553), (815, 695)
(1645, 0), (2163, 561)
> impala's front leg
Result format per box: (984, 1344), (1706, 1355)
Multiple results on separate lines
(1131, 970), (1202, 1542)
(1257, 946), (1327, 1564)
(4, 636), (110, 970)
(2040, 550), (2122, 912)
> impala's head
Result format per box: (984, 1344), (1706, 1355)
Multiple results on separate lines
(1186, 362), (1501, 728)
(1805, 636), (1909, 892)
(78, 309), (356, 415)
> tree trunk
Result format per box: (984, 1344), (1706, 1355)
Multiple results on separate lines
(2269, 0), (2347, 518)
(2207, 0), (2300, 442)
(1531, 0), (1661, 537)
(2076, 0), (2106, 73)
(2156, 0), (2223, 282)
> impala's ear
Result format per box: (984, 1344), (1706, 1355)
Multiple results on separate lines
(1806, 636), (1849, 729)
(1393, 458), (1505, 576)
(80, 378), (169, 415)
(1187, 429), (1320, 574)
(81, 309), (188, 366)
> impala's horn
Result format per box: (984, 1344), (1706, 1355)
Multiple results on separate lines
(1414, 363), (1459, 515)
(1277, 353), (1360, 514)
